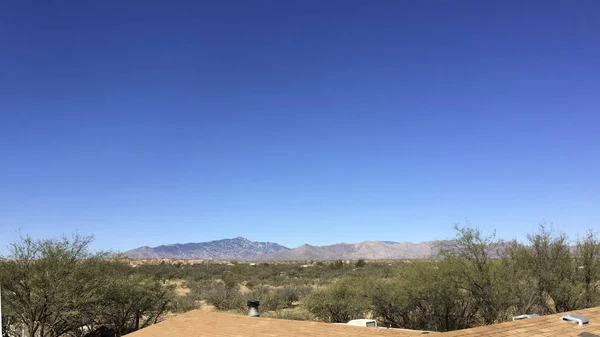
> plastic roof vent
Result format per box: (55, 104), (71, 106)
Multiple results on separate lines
(561, 314), (589, 326)
(512, 314), (539, 321)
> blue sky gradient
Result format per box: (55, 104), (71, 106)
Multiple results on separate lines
(1, 1), (599, 252)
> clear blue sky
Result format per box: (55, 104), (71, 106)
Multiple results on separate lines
(1, 1), (599, 253)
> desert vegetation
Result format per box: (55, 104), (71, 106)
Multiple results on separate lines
(1, 224), (599, 336)
(0, 235), (175, 337)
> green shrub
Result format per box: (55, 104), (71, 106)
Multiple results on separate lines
(203, 282), (245, 311)
(172, 294), (200, 312)
(264, 307), (315, 321)
(305, 277), (371, 323)
(329, 260), (344, 270)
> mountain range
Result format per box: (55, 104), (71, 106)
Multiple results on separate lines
(124, 237), (444, 261)
(125, 237), (290, 260)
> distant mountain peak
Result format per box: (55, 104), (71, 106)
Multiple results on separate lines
(233, 236), (252, 242)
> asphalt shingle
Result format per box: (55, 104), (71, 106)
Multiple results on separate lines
(126, 306), (600, 337)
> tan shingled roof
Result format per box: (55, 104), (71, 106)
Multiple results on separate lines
(444, 307), (600, 337)
(127, 307), (600, 337)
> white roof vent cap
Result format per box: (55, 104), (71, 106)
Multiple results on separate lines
(512, 314), (539, 321)
(561, 314), (589, 326)
(347, 319), (377, 328)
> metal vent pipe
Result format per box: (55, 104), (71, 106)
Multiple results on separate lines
(247, 299), (260, 317)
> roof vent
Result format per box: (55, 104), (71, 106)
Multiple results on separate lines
(512, 314), (540, 321)
(561, 314), (589, 326)
(347, 319), (377, 328)
(247, 299), (260, 317)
